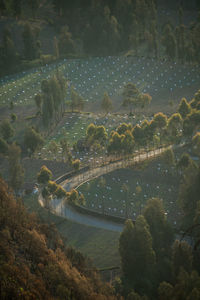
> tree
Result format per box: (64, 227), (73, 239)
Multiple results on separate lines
(0, 137), (9, 155)
(107, 131), (122, 154)
(58, 26), (75, 56)
(179, 164), (200, 228)
(122, 83), (140, 114)
(117, 123), (132, 135)
(55, 185), (67, 199)
(67, 189), (79, 205)
(0, 27), (19, 74)
(48, 141), (58, 158)
(86, 123), (107, 148)
(167, 113), (183, 142)
(178, 98), (191, 119)
(139, 93), (152, 110)
(152, 112), (167, 130)
(37, 165), (52, 185)
(0, 119), (14, 142)
(162, 24), (177, 60)
(70, 86), (84, 112)
(121, 130), (135, 154)
(192, 132), (200, 157)
(119, 216), (155, 294)
(34, 94), (42, 114)
(101, 92), (113, 114)
(72, 159), (80, 171)
(132, 124), (145, 146)
(190, 90), (200, 109)
(122, 183), (129, 218)
(24, 127), (44, 155)
(143, 198), (174, 253)
(8, 143), (24, 193)
(162, 148), (175, 166)
(183, 110), (200, 137)
(158, 281), (173, 300)
(172, 240), (193, 278)
(22, 22), (40, 60)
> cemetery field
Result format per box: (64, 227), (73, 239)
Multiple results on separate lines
(0, 55), (199, 115)
(23, 193), (120, 269)
(36, 111), (148, 160)
(77, 158), (182, 226)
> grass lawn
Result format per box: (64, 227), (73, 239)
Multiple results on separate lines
(23, 193), (120, 269)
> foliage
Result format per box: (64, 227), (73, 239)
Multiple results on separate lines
(178, 98), (191, 119)
(72, 159), (80, 171)
(22, 22), (40, 60)
(24, 127), (44, 154)
(55, 185), (67, 199)
(0, 119), (14, 142)
(183, 110), (200, 137)
(0, 178), (115, 299)
(0, 137), (9, 155)
(172, 240), (193, 277)
(70, 86), (84, 112)
(119, 217), (155, 295)
(143, 198), (174, 255)
(101, 92), (113, 114)
(86, 123), (107, 148)
(8, 143), (24, 193)
(122, 83), (140, 113)
(162, 148), (175, 166)
(37, 165), (52, 185)
(192, 132), (200, 157)
(41, 73), (67, 129)
(179, 164), (200, 228)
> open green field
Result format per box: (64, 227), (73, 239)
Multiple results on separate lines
(78, 158), (181, 226)
(24, 193), (120, 269)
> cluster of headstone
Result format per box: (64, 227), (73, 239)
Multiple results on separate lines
(0, 56), (199, 106)
(78, 166), (180, 224)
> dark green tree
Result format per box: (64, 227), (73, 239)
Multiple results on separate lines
(37, 165), (52, 185)
(119, 216), (156, 294)
(162, 24), (177, 60)
(0, 119), (14, 142)
(0, 137), (9, 155)
(8, 143), (24, 193)
(172, 240), (193, 278)
(178, 98), (191, 119)
(24, 127), (44, 155)
(122, 83), (140, 114)
(101, 92), (113, 115)
(22, 22), (40, 60)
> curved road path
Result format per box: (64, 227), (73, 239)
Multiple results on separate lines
(39, 145), (173, 232)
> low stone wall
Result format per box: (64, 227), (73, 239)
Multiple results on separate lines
(69, 201), (134, 224)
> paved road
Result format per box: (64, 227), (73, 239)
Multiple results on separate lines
(41, 146), (170, 232)
(61, 147), (166, 192)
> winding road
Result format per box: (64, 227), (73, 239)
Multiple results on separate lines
(39, 145), (172, 232)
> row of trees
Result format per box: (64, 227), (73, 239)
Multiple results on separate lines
(37, 165), (84, 208)
(73, 89), (199, 157)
